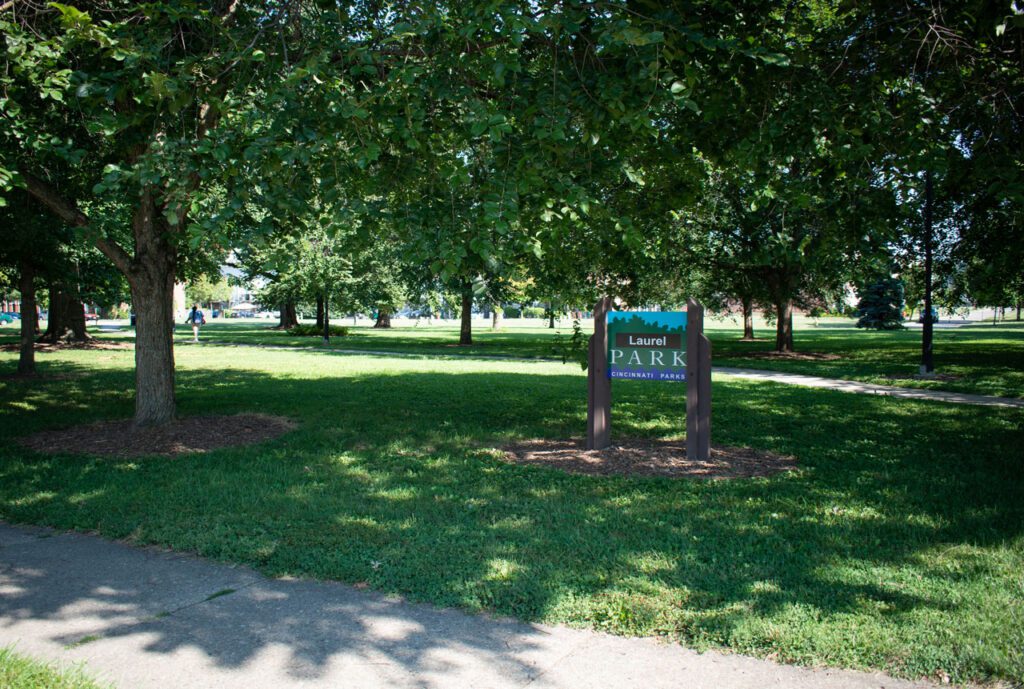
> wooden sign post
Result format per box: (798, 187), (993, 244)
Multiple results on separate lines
(586, 297), (711, 460)
(685, 298), (712, 461)
(586, 296), (612, 450)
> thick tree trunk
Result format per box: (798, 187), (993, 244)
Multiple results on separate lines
(374, 308), (392, 328)
(127, 198), (178, 427)
(459, 283), (473, 345)
(21, 165), (184, 426)
(276, 301), (298, 329)
(774, 299), (794, 353)
(492, 306), (503, 330)
(741, 296), (755, 340)
(130, 272), (177, 426)
(18, 260), (36, 376)
(316, 296), (324, 329)
(39, 285), (89, 342)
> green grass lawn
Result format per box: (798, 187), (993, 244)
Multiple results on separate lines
(0, 648), (107, 689)
(5, 314), (1023, 397)
(1, 344), (1022, 684)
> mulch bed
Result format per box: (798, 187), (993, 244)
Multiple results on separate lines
(739, 351), (841, 361)
(0, 340), (133, 353)
(499, 438), (796, 479)
(18, 414), (295, 458)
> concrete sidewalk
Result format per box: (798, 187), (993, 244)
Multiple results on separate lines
(0, 522), (941, 689)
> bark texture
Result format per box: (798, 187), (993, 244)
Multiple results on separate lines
(459, 284), (473, 345)
(374, 307), (392, 328)
(316, 296), (325, 329)
(128, 195), (178, 426)
(774, 299), (794, 353)
(741, 296), (755, 340)
(492, 306), (503, 330)
(39, 286), (89, 343)
(276, 301), (298, 329)
(18, 260), (36, 376)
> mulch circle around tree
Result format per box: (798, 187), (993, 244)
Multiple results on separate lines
(18, 414), (296, 458)
(499, 438), (797, 479)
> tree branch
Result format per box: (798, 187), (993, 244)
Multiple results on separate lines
(19, 167), (134, 275)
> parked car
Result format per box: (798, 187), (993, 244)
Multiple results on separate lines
(84, 312), (100, 322)
(918, 307), (939, 324)
(0, 313), (14, 324)
(1, 311), (20, 320)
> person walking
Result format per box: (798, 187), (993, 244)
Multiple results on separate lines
(186, 304), (206, 342)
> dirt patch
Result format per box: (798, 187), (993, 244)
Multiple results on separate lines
(0, 340), (133, 353)
(885, 372), (963, 382)
(740, 351), (841, 362)
(18, 414), (295, 458)
(498, 438), (796, 479)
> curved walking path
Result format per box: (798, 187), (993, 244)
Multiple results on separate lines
(0, 522), (943, 689)
(188, 339), (1024, 409)
(714, 367), (1024, 409)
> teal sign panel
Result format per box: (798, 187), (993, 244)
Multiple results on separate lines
(606, 311), (687, 381)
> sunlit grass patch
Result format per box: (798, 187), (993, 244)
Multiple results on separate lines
(0, 344), (1021, 684)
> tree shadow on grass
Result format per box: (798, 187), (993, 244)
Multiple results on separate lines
(0, 360), (1022, 682)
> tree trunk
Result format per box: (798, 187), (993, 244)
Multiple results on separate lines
(20, 170), (183, 426)
(128, 201), (178, 427)
(18, 260), (36, 376)
(774, 299), (794, 352)
(1016, 302), (1021, 321)
(547, 302), (556, 328)
(39, 285), (89, 343)
(276, 301), (298, 329)
(374, 308), (392, 328)
(492, 306), (503, 330)
(459, 283), (473, 345)
(316, 295), (324, 329)
(921, 169), (934, 373)
(323, 293), (330, 343)
(741, 296), (755, 340)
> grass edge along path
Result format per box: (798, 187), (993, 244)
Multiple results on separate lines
(0, 346), (1022, 685)
(0, 647), (109, 689)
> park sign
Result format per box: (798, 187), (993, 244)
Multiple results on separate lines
(606, 311), (686, 381)
(587, 299), (711, 460)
